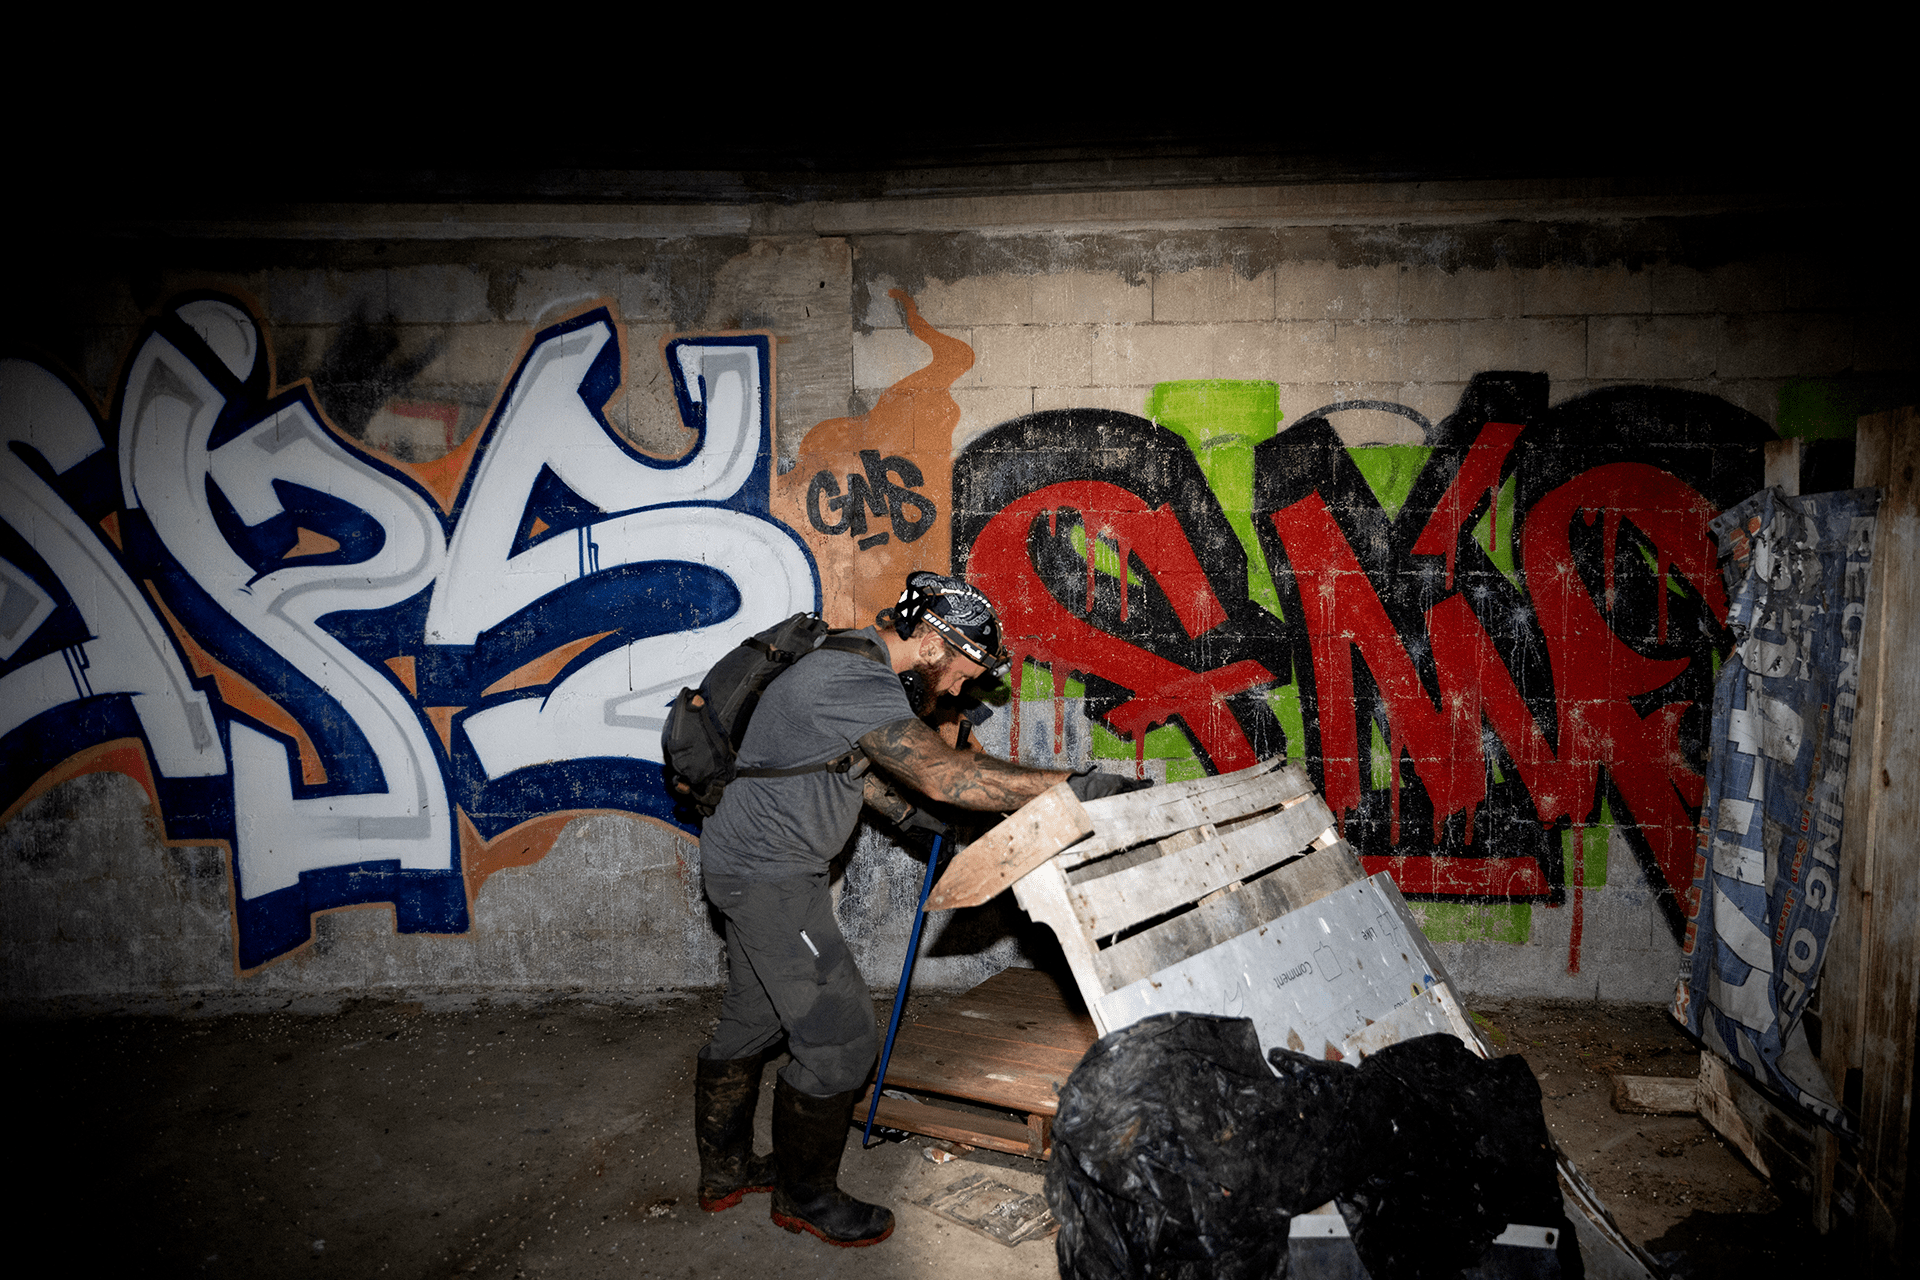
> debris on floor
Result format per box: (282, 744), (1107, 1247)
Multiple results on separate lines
(915, 1171), (1057, 1247)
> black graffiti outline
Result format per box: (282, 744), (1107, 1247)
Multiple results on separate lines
(805, 449), (937, 550)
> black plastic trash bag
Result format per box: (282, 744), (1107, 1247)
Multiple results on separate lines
(1046, 1013), (1358, 1280)
(1333, 1034), (1578, 1280)
(1047, 1015), (1580, 1280)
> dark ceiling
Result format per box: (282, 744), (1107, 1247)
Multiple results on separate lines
(30, 104), (1858, 216)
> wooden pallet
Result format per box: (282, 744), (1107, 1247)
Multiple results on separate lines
(858, 965), (1096, 1159)
(931, 756), (1483, 1055)
(868, 758), (1484, 1160)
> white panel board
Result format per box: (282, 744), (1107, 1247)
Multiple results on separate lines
(1092, 872), (1472, 1061)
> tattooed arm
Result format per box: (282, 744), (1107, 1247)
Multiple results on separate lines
(860, 718), (1071, 811)
(860, 773), (918, 825)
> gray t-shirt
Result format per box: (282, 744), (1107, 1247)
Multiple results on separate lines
(698, 627), (915, 879)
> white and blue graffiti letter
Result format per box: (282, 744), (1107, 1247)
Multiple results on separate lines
(0, 296), (817, 969)
(423, 319), (814, 824)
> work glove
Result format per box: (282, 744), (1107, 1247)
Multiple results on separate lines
(1067, 767), (1155, 801)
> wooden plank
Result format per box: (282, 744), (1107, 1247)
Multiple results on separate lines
(889, 1013), (1091, 1071)
(927, 783), (1093, 911)
(883, 980), (1091, 1109)
(859, 1092), (1039, 1158)
(1815, 425), (1880, 1231)
(1027, 1114), (1050, 1160)
(1764, 436), (1804, 495)
(1011, 860), (1114, 1035)
(860, 967), (1093, 1159)
(1825, 405), (1920, 1257)
(913, 1003), (1096, 1056)
(1057, 758), (1314, 869)
(1072, 823), (1211, 885)
(1697, 1053), (1772, 1179)
(1698, 1052), (1824, 1202)
(880, 969), (1095, 1111)
(927, 963), (1085, 1013)
(893, 970), (1088, 1039)
(1611, 1075), (1699, 1115)
(1068, 794), (1336, 939)
(1093, 840), (1365, 991)
(879, 1029), (1082, 1114)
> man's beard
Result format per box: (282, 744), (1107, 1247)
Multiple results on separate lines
(901, 653), (958, 716)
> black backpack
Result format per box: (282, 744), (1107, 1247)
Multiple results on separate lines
(662, 612), (889, 816)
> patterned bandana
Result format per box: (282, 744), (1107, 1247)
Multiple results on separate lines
(892, 571), (1008, 674)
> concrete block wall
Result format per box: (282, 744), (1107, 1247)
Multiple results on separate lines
(2, 183), (1910, 1010)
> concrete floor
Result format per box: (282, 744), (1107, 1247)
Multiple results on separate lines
(15, 985), (1829, 1278)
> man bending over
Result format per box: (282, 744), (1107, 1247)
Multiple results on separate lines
(691, 571), (1144, 1247)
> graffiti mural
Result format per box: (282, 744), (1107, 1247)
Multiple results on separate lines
(954, 373), (1770, 957)
(3, 281), (1776, 979)
(0, 295), (813, 968)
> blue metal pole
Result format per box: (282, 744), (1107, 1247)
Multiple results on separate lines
(863, 831), (943, 1147)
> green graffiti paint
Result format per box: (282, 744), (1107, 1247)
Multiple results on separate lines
(1635, 541), (1690, 598)
(1068, 522), (1143, 586)
(1469, 474), (1520, 587)
(1370, 718), (1393, 791)
(1262, 681), (1307, 764)
(1144, 380), (1284, 618)
(1164, 757), (1210, 783)
(1778, 378), (1869, 441)
(1346, 445), (1434, 522)
(1563, 795), (1612, 888)
(1412, 902), (1533, 944)
(1092, 720), (1193, 760)
(1092, 721), (1208, 781)
(1018, 659), (1086, 701)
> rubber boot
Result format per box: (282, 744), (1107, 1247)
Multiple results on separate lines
(769, 1078), (894, 1246)
(694, 1052), (776, 1211)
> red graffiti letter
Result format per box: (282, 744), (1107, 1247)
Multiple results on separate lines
(1521, 463), (1726, 900)
(970, 482), (1273, 771)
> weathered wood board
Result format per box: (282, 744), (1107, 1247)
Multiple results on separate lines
(1695, 1048), (1838, 1205)
(1816, 405), (1919, 1256)
(1611, 1074), (1700, 1115)
(1058, 758), (1321, 869)
(1090, 839), (1364, 991)
(925, 784), (1091, 911)
(1066, 793), (1337, 939)
(858, 965), (1096, 1159)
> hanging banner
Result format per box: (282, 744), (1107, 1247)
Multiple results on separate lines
(1674, 484), (1879, 1129)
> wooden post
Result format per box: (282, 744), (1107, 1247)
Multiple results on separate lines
(1817, 406), (1919, 1265)
(1765, 436), (1805, 495)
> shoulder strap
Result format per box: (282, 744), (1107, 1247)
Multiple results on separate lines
(814, 632), (890, 664)
(732, 631), (889, 782)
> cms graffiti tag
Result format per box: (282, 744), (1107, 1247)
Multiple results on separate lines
(0, 297), (814, 968)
